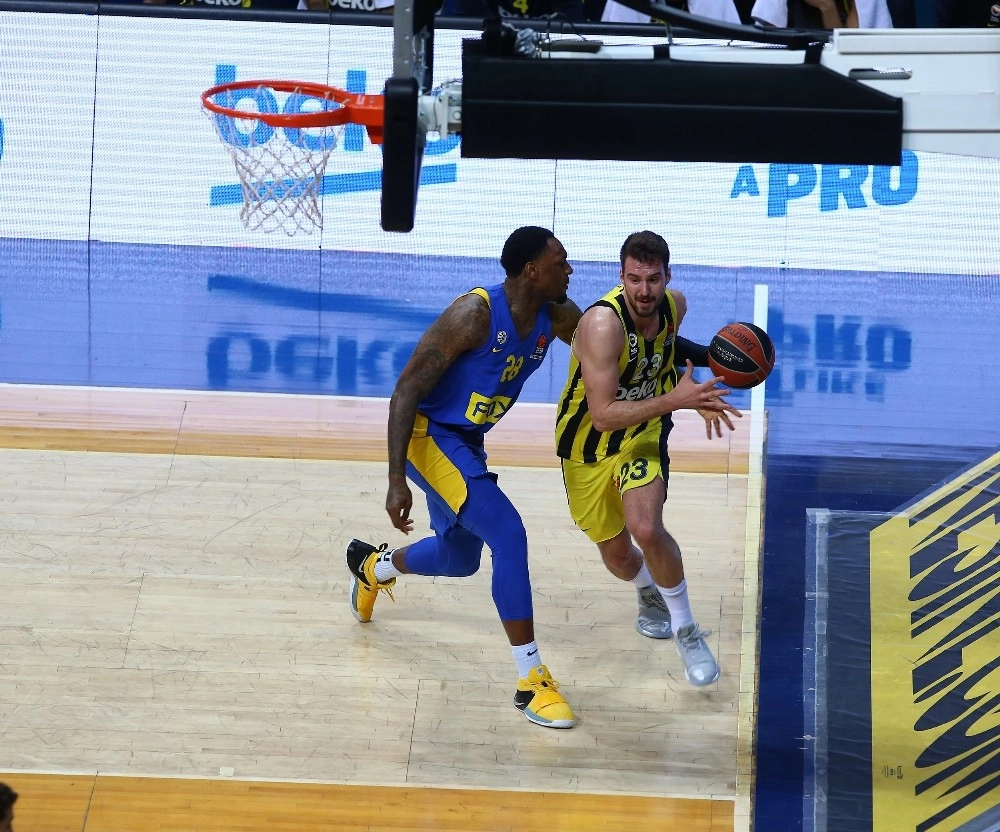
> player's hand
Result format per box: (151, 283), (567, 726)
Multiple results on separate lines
(385, 478), (414, 533)
(697, 406), (741, 439)
(672, 360), (741, 416)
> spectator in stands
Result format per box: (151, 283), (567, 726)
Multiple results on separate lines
(443, 0), (588, 20)
(599, 0), (742, 24)
(0, 783), (17, 832)
(750, 0), (892, 27)
(934, 0), (1000, 25)
(881, 0), (1000, 25)
(882, 0), (915, 24)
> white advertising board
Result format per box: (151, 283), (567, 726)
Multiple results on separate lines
(0, 12), (98, 241)
(86, 16), (555, 258)
(0, 12), (997, 274)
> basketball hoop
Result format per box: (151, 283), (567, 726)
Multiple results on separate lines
(202, 80), (384, 236)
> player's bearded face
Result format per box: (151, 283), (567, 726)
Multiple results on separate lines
(621, 257), (666, 319)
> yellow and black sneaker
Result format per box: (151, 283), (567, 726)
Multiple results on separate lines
(345, 539), (396, 623)
(513, 665), (576, 728)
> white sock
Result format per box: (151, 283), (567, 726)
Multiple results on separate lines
(512, 641), (542, 679)
(631, 559), (654, 589)
(656, 579), (694, 630)
(373, 548), (403, 583)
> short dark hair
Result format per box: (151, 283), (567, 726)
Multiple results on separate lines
(501, 226), (555, 277)
(620, 230), (670, 269)
(0, 783), (17, 816)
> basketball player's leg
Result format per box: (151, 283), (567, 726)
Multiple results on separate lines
(617, 452), (720, 686)
(351, 470), (574, 727)
(382, 472), (533, 637)
(562, 449), (673, 639)
(349, 426), (493, 619)
(457, 474), (575, 728)
(348, 458), (484, 616)
(390, 486), (485, 578)
(347, 436), (483, 622)
(620, 475), (684, 588)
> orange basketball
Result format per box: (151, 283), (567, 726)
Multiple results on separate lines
(707, 322), (775, 390)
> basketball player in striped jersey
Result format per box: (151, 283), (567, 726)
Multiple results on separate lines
(555, 230), (740, 686)
(346, 226), (583, 728)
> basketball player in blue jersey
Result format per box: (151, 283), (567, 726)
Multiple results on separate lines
(555, 230), (740, 687)
(346, 226), (582, 729)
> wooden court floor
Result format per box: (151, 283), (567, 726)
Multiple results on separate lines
(0, 385), (764, 832)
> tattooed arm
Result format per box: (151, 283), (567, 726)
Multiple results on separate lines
(549, 297), (583, 345)
(385, 293), (491, 533)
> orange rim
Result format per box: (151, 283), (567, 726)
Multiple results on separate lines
(202, 80), (384, 138)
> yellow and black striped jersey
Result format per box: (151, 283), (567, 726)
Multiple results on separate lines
(555, 285), (679, 463)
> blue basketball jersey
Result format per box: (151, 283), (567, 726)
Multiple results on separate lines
(417, 284), (553, 443)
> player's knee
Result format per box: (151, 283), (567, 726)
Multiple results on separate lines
(629, 518), (670, 553)
(483, 516), (528, 558)
(443, 557), (481, 577)
(440, 540), (484, 577)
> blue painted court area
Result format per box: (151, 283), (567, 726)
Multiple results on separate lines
(1, 237), (997, 830)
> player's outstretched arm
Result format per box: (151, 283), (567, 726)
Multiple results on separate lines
(385, 294), (490, 532)
(577, 305), (738, 431)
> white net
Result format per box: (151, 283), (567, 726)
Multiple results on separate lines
(205, 86), (346, 236)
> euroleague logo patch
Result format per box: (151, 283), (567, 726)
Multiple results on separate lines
(530, 333), (548, 361)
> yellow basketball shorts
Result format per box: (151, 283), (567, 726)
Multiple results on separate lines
(560, 432), (663, 544)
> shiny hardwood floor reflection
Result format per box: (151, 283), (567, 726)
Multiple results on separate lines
(0, 773), (736, 832)
(0, 384), (750, 472)
(0, 384), (763, 832)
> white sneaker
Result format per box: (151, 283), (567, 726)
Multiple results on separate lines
(674, 623), (720, 686)
(636, 585), (672, 639)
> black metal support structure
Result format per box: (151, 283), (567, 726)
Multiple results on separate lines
(459, 39), (903, 166)
(379, 0), (905, 229)
(381, 77), (425, 233)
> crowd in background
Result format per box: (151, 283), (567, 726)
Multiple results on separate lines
(124, 0), (1000, 29)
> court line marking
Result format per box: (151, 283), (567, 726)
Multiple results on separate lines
(733, 283), (770, 830)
